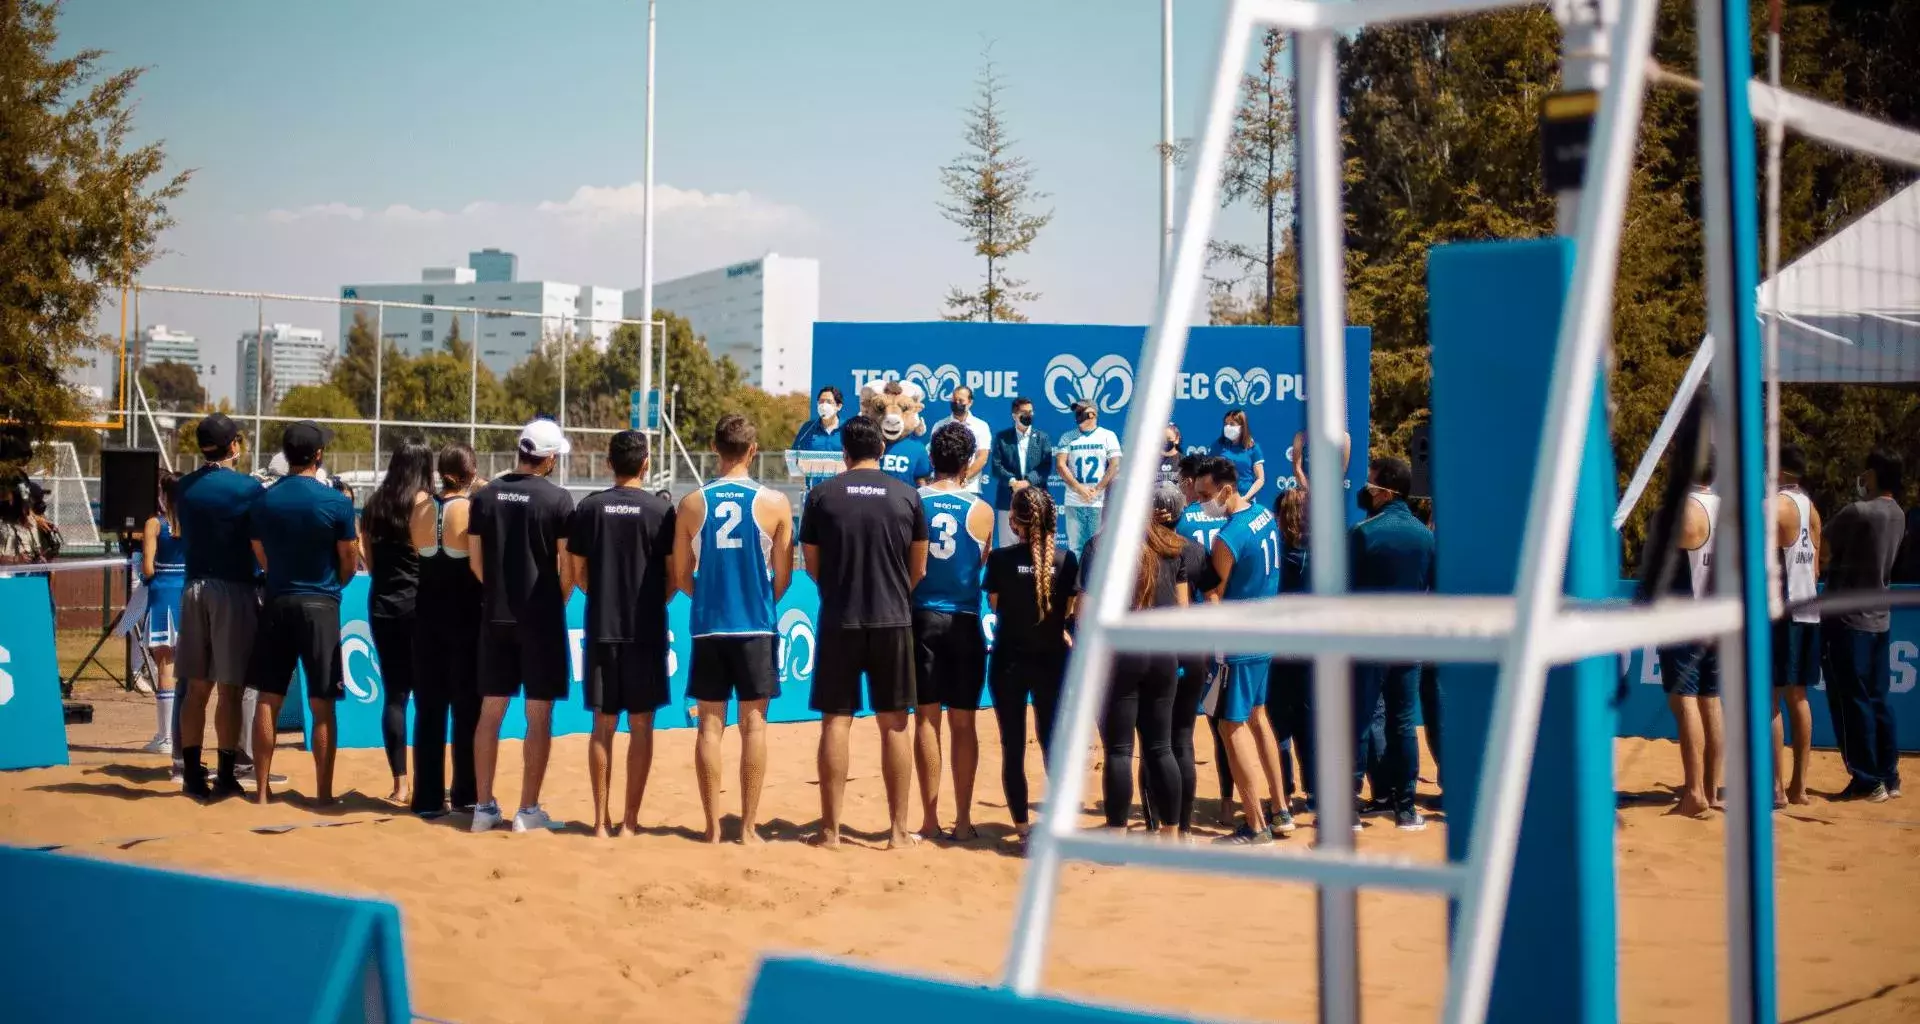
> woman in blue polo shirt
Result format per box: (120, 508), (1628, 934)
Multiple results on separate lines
(790, 385), (847, 489)
(1209, 408), (1266, 503)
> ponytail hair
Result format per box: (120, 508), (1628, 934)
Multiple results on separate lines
(1011, 487), (1058, 622)
(438, 443), (477, 492)
(1135, 488), (1190, 610)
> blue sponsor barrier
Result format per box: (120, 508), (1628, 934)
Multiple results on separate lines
(743, 955), (1189, 1024)
(0, 575), (69, 770)
(0, 845), (409, 1023)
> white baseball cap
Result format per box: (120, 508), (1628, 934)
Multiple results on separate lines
(518, 418), (571, 457)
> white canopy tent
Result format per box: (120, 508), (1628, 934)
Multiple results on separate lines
(1614, 180), (1920, 526)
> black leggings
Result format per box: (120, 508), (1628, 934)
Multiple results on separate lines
(1169, 655), (1211, 831)
(1268, 659), (1316, 799)
(370, 615), (415, 778)
(1100, 656), (1180, 829)
(988, 647), (1066, 826)
(411, 615), (481, 812)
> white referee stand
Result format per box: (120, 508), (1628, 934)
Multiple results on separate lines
(1000, 2), (1763, 1023)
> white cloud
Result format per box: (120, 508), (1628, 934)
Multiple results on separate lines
(535, 183), (807, 230)
(262, 201), (364, 224)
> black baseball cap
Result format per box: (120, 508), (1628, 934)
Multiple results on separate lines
(281, 420), (334, 465)
(196, 413), (241, 456)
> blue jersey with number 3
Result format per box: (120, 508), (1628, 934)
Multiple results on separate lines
(913, 487), (988, 613)
(691, 478), (776, 637)
(1218, 505), (1281, 605)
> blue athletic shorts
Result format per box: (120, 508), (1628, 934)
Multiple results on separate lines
(1212, 657), (1271, 724)
(1658, 643), (1720, 698)
(1771, 620), (1820, 690)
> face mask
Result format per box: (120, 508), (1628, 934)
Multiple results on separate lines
(1202, 494), (1229, 518)
(818, 402), (838, 420)
(882, 413), (904, 434)
(950, 400), (968, 418)
(1856, 475), (1868, 499)
(1223, 424), (1242, 442)
(1017, 411), (1033, 427)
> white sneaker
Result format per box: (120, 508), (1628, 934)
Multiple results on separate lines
(470, 802), (504, 833)
(133, 674), (154, 696)
(169, 759), (184, 784)
(511, 806), (555, 833)
(142, 736), (173, 755)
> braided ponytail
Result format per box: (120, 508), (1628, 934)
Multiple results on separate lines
(1013, 487), (1057, 622)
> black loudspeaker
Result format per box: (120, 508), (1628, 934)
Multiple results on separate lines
(99, 447), (160, 534)
(1409, 422), (1432, 498)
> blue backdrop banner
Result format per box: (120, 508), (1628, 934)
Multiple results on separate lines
(811, 322), (1375, 510)
(0, 575), (69, 770)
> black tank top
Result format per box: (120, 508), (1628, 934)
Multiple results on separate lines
(365, 500), (421, 618)
(417, 495), (481, 634)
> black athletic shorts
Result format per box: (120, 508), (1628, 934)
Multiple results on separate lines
(688, 634), (780, 704)
(477, 619), (572, 701)
(811, 626), (915, 715)
(585, 642), (669, 715)
(911, 609), (986, 710)
(246, 595), (345, 701)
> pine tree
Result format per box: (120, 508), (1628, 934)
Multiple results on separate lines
(1, 0), (190, 442)
(1211, 29), (1297, 325)
(939, 45), (1052, 323)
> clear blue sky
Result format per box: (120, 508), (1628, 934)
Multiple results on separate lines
(59, 0), (1270, 400)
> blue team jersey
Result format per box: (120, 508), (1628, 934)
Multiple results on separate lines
(1176, 502), (1229, 554)
(1218, 504), (1281, 604)
(880, 436), (932, 486)
(690, 478), (777, 637)
(914, 486), (988, 613)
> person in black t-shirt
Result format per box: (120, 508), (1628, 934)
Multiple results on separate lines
(466, 419), (577, 834)
(565, 431), (677, 838)
(982, 486), (1078, 840)
(798, 415), (928, 849)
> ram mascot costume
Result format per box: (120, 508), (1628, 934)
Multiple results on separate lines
(860, 378), (933, 485)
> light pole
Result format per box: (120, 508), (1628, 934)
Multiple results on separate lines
(1159, 0), (1175, 297)
(637, 0), (658, 449)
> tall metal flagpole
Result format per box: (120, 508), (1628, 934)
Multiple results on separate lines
(1159, 0), (1175, 295)
(637, 0), (657, 445)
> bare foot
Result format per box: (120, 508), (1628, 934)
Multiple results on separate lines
(621, 821), (645, 838)
(387, 780), (406, 803)
(1672, 793), (1711, 818)
(806, 829), (842, 851)
(1787, 786), (1810, 806)
(886, 829), (922, 851)
(702, 823), (724, 844)
(740, 826), (764, 847)
(592, 822), (612, 839)
(950, 823), (979, 842)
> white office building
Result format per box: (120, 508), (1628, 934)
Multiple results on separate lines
(238, 324), (333, 413)
(341, 267), (624, 376)
(138, 324), (204, 374)
(626, 253), (819, 394)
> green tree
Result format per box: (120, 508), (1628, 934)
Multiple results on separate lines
(1211, 29), (1298, 326)
(137, 360), (204, 411)
(939, 44), (1052, 323)
(330, 308), (388, 417)
(276, 384), (370, 451)
(1, 0), (191, 444)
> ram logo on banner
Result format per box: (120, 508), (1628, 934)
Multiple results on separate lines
(819, 322), (1375, 511)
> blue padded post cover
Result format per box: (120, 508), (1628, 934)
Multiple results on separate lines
(742, 956), (1209, 1024)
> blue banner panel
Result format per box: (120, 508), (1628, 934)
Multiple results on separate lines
(0, 575), (68, 770)
(0, 846), (409, 1023)
(811, 322), (1374, 512)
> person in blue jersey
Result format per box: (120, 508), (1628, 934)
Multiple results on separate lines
(1209, 409), (1266, 503)
(909, 422), (996, 842)
(1197, 457), (1291, 844)
(138, 471), (186, 759)
(1349, 455), (1437, 831)
(791, 385), (847, 490)
(1172, 454), (1231, 831)
(569, 431), (680, 839)
(173, 413), (265, 800)
(1055, 401), (1123, 558)
(672, 415), (795, 844)
(244, 421), (359, 805)
(881, 431), (933, 488)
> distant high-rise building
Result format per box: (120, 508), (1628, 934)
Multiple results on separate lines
(340, 267), (623, 376)
(237, 324), (333, 413)
(469, 248), (518, 283)
(625, 253), (819, 394)
(137, 324), (203, 374)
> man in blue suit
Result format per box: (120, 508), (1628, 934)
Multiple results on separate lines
(989, 396), (1053, 545)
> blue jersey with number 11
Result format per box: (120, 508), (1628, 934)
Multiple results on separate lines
(691, 478), (776, 637)
(1218, 505), (1281, 603)
(914, 487), (988, 613)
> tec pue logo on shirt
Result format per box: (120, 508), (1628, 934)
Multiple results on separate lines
(846, 485), (889, 497)
(604, 504), (646, 515)
(496, 492), (532, 503)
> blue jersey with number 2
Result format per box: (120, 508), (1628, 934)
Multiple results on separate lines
(691, 478), (776, 637)
(914, 487), (988, 613)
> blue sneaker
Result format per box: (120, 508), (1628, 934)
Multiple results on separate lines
(1212, 823), (1274, 846)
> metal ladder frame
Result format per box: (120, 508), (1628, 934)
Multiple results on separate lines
(998, 2), (1768, 1022)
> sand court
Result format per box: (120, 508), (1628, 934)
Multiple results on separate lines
(3, 682), (1916, 1023)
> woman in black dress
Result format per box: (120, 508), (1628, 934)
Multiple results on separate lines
(360, 440), (436, 802)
